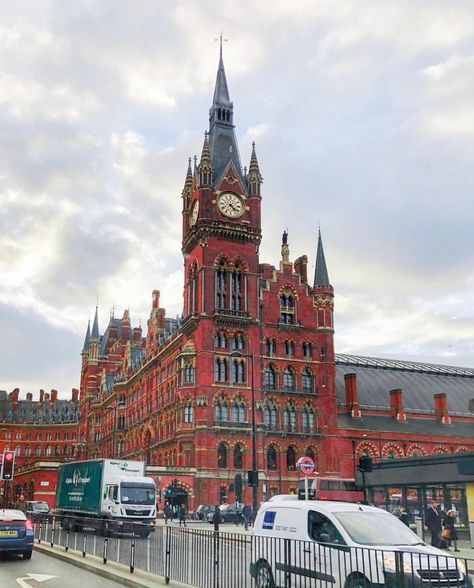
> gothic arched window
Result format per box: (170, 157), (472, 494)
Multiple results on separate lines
(286, 447), (296, 471)
(264, 400), (278, 431)
(302, 368), (313, 393)
(264, 365), (277, 390)
(218, 443), (227, 469)
(215, 260), (227, 309)
(214, 357), (228, 383)
(232, 398), (246, 423)
(302, 405), (315, 432)
(283, 404), (296, 432)
(283, 367), (295, 391)
(234, 443), (243, 469)
(184, 402), (194, 423)
(230, 264), (242, 311)
(214, 398), (228, 421)
(267, 445), (278, 470)
(280, 290), (295, 324)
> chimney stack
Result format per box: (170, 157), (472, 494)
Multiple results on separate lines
(51, 389), (58, 403)
(434, 393), (451, 424)
(390, 389), (406, 421)
(294, 255), (308, 283)
(71, 388), (79, 403)
(344, 373), (361, 418)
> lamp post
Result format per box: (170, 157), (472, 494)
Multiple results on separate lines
(107, 399), (126, 458)
(230, 347), (258, 521)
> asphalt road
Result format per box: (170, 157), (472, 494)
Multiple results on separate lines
(0, 550), (122, 588)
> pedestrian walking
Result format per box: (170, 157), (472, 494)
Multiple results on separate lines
(212, 505), (222, 532)
(442, 510), (459, 552)
(178, 504), (187, 527)
(425, 501), (442, 547)
(397, 507), (410, 527)
(164, 502), (172, 525)
(242, 504), (251, 531)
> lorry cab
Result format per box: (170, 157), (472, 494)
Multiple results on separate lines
(103, 475), (156, 518)
(251, 496), (470, 588)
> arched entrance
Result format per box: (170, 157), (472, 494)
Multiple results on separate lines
(164, 481), (188, 508)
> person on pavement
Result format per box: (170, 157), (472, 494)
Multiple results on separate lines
(178, 504), (187, 527)
(14, 494), (28, 513)
(425, 501), (442, 547)
(242, 504), (251, 530)
(443, 510), (460, 552)
(212, 505), (222, 532)
(164, 502), (172, 524)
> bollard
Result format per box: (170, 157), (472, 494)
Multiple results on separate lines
(415, 516), (424, 541)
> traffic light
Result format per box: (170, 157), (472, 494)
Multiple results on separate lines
(247, 470), (258, 487)
(1, 450), (15, 481)
(358, 455), (373, 473)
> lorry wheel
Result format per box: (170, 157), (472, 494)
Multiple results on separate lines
(255, 561), (275, 588)
(136, 529), (150, 539)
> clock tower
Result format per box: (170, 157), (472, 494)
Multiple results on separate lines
(181, 42), (263, 321)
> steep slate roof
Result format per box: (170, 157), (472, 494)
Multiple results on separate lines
(335, 353), (474, 415)
(338, 413), (474, 438)
(0, 397), (79, 424)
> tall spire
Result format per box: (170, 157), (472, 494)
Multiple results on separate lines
(91, 306), (100, 340)
(212, 34), (231, 108)
(248, 142), (262, 196)
(313, 229), (330, 287)
(208, 39), (245, 190)
(184, 157), (193, 189)
(82, 320), (91, 352)
(199, 131), (213, 186)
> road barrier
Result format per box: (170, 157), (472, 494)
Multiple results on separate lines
(35, 514), (473, 587)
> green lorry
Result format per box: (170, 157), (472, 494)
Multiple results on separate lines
(55, 459), (156, 537)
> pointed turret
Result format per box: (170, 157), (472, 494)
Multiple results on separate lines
(82, 320), (91, 353)
(248, 142), (263, 196)
(199, 131), (213, 186)
(314, 230), (330, 287)
(181, 158), (193, 210)
(91, 306), (100, 340)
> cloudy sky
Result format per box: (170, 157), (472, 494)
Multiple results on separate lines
(1, 1), (474, 398)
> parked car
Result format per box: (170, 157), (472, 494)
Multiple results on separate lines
(0, 509), (34, 559)
(218, 503), (244, 523)
(251, 496), (471, 588)
(25, 501), (52, 523)
(196, 504), (216, 521)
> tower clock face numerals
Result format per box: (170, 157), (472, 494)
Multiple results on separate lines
(217, 192), (244, 218)
(190, 200), (199, 226)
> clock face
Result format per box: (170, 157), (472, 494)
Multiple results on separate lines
(190, 200), (199, 226)
(217, 192), (244, 219)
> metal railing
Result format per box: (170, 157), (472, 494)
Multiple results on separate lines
(35, 514), (473, 588)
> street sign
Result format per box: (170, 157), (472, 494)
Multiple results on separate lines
(296, 456), (315, 475)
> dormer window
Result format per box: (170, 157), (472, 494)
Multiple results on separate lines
(280, 289), (295, 324)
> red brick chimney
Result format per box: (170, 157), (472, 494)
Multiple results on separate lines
(390, 389), (406, 421)
(39, 389), (45, 406)
(294, 255), (308, 283)
(434, 393), (451, 424)
(152, 290), (160, 309)
(26, 392), (33, 401)
(344, 373), (361, 418)
(50, 389), (58, 404)
(71, 388), (79, 403)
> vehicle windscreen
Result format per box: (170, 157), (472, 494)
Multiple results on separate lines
(32, 502), (50, 511)
(334, 511), (421, 546)
(120, 484), (155, 505)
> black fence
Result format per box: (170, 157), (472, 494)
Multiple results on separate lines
(35, 515), (472, 588)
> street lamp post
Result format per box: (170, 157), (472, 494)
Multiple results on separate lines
(107, 400), (125, 458)
(230, 347), (258, 521)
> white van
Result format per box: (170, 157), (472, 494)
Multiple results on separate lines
(251, 496), (469, 588)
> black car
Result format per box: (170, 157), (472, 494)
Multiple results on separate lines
(25, 501), (53, 523)
(196, 504), (216, 521)
(218, 504), (244, 523)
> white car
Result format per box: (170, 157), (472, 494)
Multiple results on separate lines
(251, 496), (470, 588)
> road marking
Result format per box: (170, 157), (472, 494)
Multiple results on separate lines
(16, 573), (57, 587)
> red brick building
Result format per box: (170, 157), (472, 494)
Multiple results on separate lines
(3, 50), (474, 509)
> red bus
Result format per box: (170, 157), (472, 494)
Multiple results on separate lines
(298, 477), (364, 502)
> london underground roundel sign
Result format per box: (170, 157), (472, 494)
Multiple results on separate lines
(296, 456), (315, 475)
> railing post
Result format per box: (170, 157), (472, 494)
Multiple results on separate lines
(82, 531), (87, 558)
(165, 524), (171, 584)
(103, 536), (108, 564)
(50, 517), (55, 547)
(38, 519), (42, 544)
(130, 537), (135, 573)
(213, 529), (220, 588)
(395, 550), (405, 588)
(284, 538), (292, 588)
